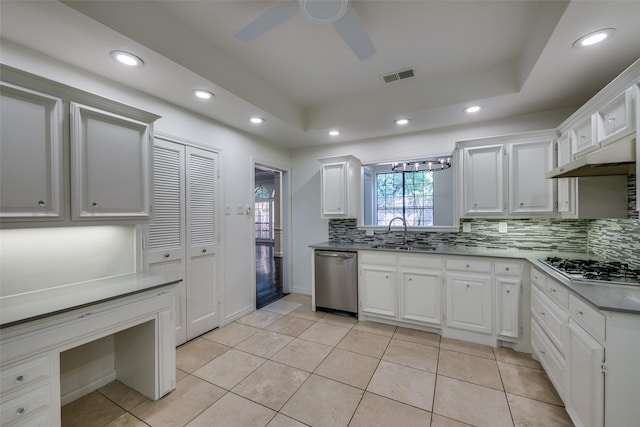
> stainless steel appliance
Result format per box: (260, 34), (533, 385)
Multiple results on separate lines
(539, 256), (640, 286)
(314, 250), (358, 315)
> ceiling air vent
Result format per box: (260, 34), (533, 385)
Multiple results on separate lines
(382, 69), (414, 83)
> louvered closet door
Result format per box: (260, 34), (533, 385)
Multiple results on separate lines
(145, 139), (187, 344)
(186, 146), (219, 339)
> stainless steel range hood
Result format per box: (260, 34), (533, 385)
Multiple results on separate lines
(546, 139), (636, 178)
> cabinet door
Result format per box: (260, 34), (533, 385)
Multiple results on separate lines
(462, 145), (504, 215)
(0, 83), (64, 220)
(508, 140), (555, 215)
(556, 134), (575, 215)
(571, 117), (597, 158)
(321, 162), (347, 216)
(145, 139), (187, 345)
(360, 264), (397, 318)
(566, 321), (604, 427)
(496, 276), (520, 338)
(70, 102), (151, 220)
(445, 272), (493, 334)
(185, 146), (219, 339)
(399, 268), (442, 326)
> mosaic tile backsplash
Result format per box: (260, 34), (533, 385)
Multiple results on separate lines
(328, 174), (638, 267)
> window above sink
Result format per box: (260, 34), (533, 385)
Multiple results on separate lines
(360, 155), (459, 232)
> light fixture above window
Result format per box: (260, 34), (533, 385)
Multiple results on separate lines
(394, 118), (411, 126)
(110, 50), (144, 67)
(329, 130), (340, 136)
(193, 89), (214, 100)
(465, 105), (481, 113)
(573, 28), (616, 48)
(392, 157), (451, 172)
(250, 117), (265, 124)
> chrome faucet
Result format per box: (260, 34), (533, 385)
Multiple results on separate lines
(387, 216), (408, 245)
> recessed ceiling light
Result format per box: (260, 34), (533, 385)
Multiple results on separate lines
(573, 28), (616, 48)
(193, 89), (214, 100)
(465, 105), (481, 113)
(329, 130), (340, 136)
(250, 117), (265, 124)
(394, 118), (411, 126)
(110, 50), (144, 67)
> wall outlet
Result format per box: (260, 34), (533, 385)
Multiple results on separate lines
(365, 228), (374, 236)
(462, 222), (471, 233)
(236, 204), (245, 215)
(498, 222), (508, 233)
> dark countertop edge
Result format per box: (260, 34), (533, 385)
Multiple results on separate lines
(311, 242), (640, 314)
(0, 274), (181, 329)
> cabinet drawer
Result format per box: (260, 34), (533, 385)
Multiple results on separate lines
(446, 258), (492, 273)
(546, 278), (570, 310)
(569, 294), (605, 343)
(531, 318), (566, 400)
(0, 356), (49, 397)
(530, 267), (547, 291)
(359, 251), (397, 266)
(531, 286), (568, 355)
(0, 385), (50, 426)
(494, 262), (521, 276)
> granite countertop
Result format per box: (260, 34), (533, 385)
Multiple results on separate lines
(0, 273), (181, 328)
(311, 241), (640, 314)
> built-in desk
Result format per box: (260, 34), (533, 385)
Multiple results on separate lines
(0, 273), (179, 427)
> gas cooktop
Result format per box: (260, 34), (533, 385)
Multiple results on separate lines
(539, 256), (640, 286)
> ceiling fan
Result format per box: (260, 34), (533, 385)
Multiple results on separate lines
(234, 0), (376, 61)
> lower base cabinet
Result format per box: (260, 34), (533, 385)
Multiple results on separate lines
(445, 272), (493, 334)
(566, 320), (604, 427)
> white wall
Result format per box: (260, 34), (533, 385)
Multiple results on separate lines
(290, 108), (574, 294)
(1, 42), (292, 323)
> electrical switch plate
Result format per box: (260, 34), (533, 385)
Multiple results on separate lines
(365, 228), (374, 236)
(224, 204), (231, 215)
(236, 204), (245, 215)
(462, 222), (471, 232)
(499, 222), (508, 233)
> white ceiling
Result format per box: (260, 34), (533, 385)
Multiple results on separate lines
(1, 1), (640, 149)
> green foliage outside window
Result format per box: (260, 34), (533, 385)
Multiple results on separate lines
(376, 170), (434, 226)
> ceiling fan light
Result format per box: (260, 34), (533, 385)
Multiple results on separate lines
(573, 28), (616, 48)
(300, 0), (349, 24)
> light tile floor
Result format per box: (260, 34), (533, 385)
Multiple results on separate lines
(62, 294), (574, 427)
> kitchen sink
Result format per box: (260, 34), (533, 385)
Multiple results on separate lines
(370, 244), (437, 252)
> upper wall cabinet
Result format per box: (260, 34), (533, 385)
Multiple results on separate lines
(0, 83), (64, 221)
(319, 155), (360, 218)
(70, 103), (152, 220)
(458, 130), (556, 218)
(0, 65), (160, 227)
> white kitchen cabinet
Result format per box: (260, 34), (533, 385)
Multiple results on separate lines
(595, 86), (635, 147)
(495, 276), (520, 339)
(566, 320), (604, 427)
(445, 269), (493, 335)
(571, 116), (597, 158)
(531, 317), (566, 400)
(398, 254), (442, 326)
(359, 252), (397, 319)
(508, 139), (555, 215)
(145, 137), (220, 345)
(461, 144), (505, 216)
(0, 83), (64, 221)
(458, 130), (557, 218)
(319, 155), (360, 218)
(556, 133), (573, 214)
(70, 102), (152, 221)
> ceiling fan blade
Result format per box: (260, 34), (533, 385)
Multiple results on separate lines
(234, 1), (299, 42)
(332, 4), (376, 61)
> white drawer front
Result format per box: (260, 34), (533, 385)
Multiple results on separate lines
(359, 251), (397, 266)
(0, 385), (49, 426)
(531, 318), (566, 401)
(531, 286), (569, 355)
(494, 262), (521, 276)
(446, 258), (492, 273)
(398, 253), (443, 269)
(0, 356), (49, 397)
(546, 278), (570, 310)
(569, 294), (605, 343)
(530, 267), (547, 290)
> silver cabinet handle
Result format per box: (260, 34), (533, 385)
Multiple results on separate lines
(164, 253), (170, 258)
(38, 200), (46, 207)
(91, 202), (98, 207)
(505, 267), (510, 271)
(506, 289), (510, 294)
(202, 249), (207, 253)
(466, 284), (470, 288)
(575, 310), (584, 316)
(16, 407), (25, 416)
(15, 375), (24, 383)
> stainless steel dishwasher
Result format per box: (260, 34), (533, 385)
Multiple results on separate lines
(314, 250), (358, 315)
